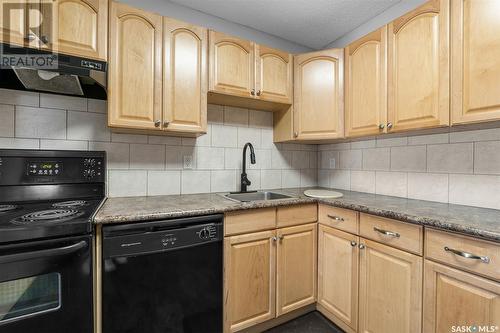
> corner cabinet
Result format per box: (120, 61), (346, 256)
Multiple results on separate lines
(293, 49), (344, 140)
(163, 18), (207, 134)
(451, 0), (500, 125)
(108, 2), (163, 131)
(108, 2), (207, 136)
(345, 27), (387, 138)
(42, 0), (108, 60)
(387, 0), (450, 132)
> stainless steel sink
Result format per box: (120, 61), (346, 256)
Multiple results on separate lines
(224, 191), (295, 202)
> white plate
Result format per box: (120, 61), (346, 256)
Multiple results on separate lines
(303, 189), (343, 199)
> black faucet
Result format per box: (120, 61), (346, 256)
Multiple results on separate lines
(240, 142), (256, 193)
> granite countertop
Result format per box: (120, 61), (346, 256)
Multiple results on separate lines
(94, 187), (500, 243)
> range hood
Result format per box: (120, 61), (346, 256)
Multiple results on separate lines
(0, 43), (107, 100)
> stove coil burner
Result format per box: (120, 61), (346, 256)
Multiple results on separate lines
(52, 200), (87, 208)
(0, 204), (18, 213)
(11, 209), (85, 225)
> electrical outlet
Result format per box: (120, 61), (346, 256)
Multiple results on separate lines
(183, 155), (193, 169)
(329, 158), (336, 169)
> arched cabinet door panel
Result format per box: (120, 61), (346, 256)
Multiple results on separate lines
(294, 48), (344, 140)
(108, 2), (162, 130)
(387, 0), (450, 132)
(256, 45), (292, 104)
(41, 0), (107, 59)
(163, 17), (207, 134)
(452, 0), (500, 124)
(345, 27), (387, 138)
(209, 30), (255, 98)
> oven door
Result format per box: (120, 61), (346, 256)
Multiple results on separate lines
(0, 235), (92, 333)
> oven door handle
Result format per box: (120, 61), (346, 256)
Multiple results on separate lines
(0, 240), (87, 264)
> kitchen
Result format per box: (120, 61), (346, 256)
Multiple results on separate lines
(0, 0), (499, 332)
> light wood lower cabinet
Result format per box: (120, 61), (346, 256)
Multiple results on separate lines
(224, 222), (317, 332)
(318, 225), (359, 332)
(276, 223), (317, 316)
(224, 230), (276, 333)
(358, 239), (423, 333)
(424, 260), (500, 333)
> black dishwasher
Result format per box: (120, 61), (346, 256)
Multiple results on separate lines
(102, 214), (223, 333)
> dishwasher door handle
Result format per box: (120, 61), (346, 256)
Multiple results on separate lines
(0, 240), (88, 264)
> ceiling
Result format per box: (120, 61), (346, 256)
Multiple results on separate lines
(169, 0), (402, 49)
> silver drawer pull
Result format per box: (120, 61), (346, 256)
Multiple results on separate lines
(444, 246), (490, 264)
(373, 227), (400, 238)
(327, 214), (344, 222)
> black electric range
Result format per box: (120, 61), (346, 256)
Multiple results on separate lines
(0, 149), (105, 333)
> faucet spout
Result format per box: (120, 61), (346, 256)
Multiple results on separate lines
(241, 142), (256, 193)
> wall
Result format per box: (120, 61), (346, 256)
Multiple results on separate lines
(0, 88), (318, 197)
(318, 131), (500, 210)
(120, 0), (312, 53)
(325, 0), (427, 48)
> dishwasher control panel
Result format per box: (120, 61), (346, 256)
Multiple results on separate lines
(103, 219), (223, 258)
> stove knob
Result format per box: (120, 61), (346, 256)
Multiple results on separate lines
(83, 169), (95, 179)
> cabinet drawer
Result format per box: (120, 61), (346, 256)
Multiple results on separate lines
(277, 204), (317, 228)
(224, 208), (276, 236)
(318, 205), (358, 234)
(426, 229), (500, 281)
(359, 213), (423, 255)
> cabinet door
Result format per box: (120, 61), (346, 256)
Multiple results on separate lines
(224, 230), (276, 332)
(359, 238), (422, 333)
(276, 223), (317, 316)
(0, 0), (39, 48)
(108, 2), (162, 130)
(345, 27), (387, 138)
(451, 0), (500, 124)
(424, 260), (500, 333)
(255, 45), (292, 104)
(317, 225), (359, 331)
(387, 0), (449, 132)
(209, 30), (255, 98)
(294, 49), (344, 140)
(163, 17), (207, 134)
(41, 0), (107, 59)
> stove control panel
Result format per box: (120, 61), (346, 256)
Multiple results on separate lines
(82, 158), (104, 180)
(27, 161), (62, 176)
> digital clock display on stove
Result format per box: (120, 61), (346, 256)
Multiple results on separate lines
(27, 161), (63, 176)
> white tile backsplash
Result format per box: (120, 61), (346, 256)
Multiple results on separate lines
(16, 106), (66, 139)
(147, 171), (181, 196)
(0, 104), (15, 137)
(427, 143), (473, 174)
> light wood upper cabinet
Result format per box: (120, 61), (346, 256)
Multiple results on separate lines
(387, 0), (450, 132)
(163, 17), (207, 133)
(41, 0), (107, 60)
(0, 0), (29, 46)
(276, 223), (317, 316)
(294, 49), (344, 140)
(108, 1), (162, 130)
(424, 260), (500, 333)
(345, 27), (387, 138)
(255, 45), (292, 104)
(318, 225), (359, 332)
(358, 238), (422, 333)
(452, 0), (500, 124)
(224, 230), (276, 333)
(209, 30), (255, 98)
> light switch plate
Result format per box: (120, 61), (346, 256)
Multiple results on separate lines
(183, 155), (193, 169)
(329, 158), (336, 169)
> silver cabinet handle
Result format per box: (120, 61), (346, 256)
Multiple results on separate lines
(350, 241), (357, 247)
(373, 227), (400, 238)
(293, 132), (298, 138)
(358, 244), (365, 249)
(444, 246), (490, 264)
(387, 122), (393, 130)
(278, 235), (284, 241)
(379, 124), (385, 129)
(272, 236), (278, 242)
(256, 90), (261, 96)
(41, 35), (49, 44)
(154, 120), (161, 127)
(251, 89), (255, 96)
(163, 121), (170, 127)
(327, 214), (344, 222)
(25, 33), (36, 41)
